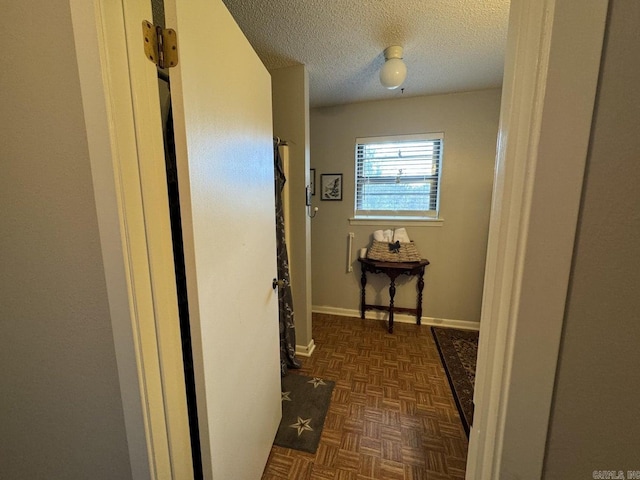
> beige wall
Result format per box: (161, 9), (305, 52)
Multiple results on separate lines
(0, 2), (132, 478)
(271, 65), (313, 348)
(544, 0), (640, 476)
(310, 89), (501, 322)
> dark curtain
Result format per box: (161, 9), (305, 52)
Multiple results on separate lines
(274, 142), (302, 376)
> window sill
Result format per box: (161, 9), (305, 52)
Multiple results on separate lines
(348, 217), (444, 227)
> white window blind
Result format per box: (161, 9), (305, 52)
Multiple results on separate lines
(355, 133), (443, 218)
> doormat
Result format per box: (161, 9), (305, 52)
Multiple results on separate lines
(431, 326), (479, 436)
(273, 374), (335, 453)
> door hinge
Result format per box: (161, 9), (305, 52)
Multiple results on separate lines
(142, 20), (178, 69)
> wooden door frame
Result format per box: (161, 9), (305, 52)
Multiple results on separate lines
(70, 0), (193, 478)
(69, 0), (609, 478)
(466, 0), (609, 478)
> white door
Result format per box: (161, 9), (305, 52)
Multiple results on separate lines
(161, 0), (281, 478)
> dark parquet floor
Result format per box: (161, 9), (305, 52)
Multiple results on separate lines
(261, 313), (469, 480)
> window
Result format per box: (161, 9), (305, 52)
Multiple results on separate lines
(355, 133), (443, 219)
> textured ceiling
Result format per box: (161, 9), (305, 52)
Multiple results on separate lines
(222, 0), (510, 107)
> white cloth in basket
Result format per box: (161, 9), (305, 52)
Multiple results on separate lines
(393, 228), (411, 243)
(373, 229), (394, 243)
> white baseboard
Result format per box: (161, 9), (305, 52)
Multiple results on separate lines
(295, 338), (316, 357)
(312, 305), (480, 331)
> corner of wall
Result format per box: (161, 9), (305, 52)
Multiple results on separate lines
(271, 65), (313, 348)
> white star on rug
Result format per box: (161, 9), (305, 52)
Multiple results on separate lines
(281, 391), (291, 402)
(307, 377), (326, 388)
(289, 417), (313, 437)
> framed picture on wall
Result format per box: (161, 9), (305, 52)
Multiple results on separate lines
(310, 169), (316, 196)
(321, 173), (342, 201)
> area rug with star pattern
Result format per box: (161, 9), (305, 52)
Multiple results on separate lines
(274, 373), (335, 453)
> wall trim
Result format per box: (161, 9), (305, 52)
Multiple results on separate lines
(70, 1), (161, 478)
(72, 0), (195, 478)
(466, 0), (609, 478)
(348, 217), (444, 227)
(312, 305), (480, 331)
(295, 339), (316, 357)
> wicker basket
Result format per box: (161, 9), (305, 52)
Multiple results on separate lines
(366, 240), (421, 262)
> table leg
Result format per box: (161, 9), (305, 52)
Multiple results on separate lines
(360, 268), (367, 319)
(417, 268), (425, 325)
(388, 278), (396, 333)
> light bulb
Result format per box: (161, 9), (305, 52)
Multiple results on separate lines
(380, 46), (407, 89)
(380, 58), (407, 89)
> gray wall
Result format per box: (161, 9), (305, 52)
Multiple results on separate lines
(271, 65), (313, 348)
(0, 2), (132, 478)
(544, 0), (640, 476)
(310, 89), (501, 322)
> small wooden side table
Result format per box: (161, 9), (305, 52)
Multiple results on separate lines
(358, 257), (430, 333)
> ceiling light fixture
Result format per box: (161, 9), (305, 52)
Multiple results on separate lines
(379, 46), (407, 90)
